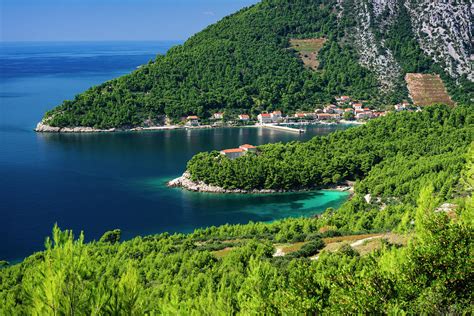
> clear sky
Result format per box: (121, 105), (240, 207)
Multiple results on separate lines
(1, 0), (259, 42)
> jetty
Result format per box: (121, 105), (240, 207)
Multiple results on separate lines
(261, 124), (305, 134)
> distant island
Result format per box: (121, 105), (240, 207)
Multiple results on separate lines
(36, 0), (472, 131)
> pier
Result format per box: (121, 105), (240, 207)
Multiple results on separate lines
(261, 124), (305, 134)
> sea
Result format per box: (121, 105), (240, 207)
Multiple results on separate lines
(0, 41), (350, 261)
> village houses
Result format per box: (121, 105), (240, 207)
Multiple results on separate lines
(336, 96), (351, 103)
(355, 111), (373, 120)
(323, 104), (337, 113)
(394, 102), (410, 111)
(333, 107), (344, 114)
(317, 113), (340, 121)
(352, 103), (363, 111)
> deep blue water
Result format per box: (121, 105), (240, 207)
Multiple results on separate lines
(0, 41), (350, 262)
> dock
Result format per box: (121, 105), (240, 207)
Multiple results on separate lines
(261, 124), (305, 134)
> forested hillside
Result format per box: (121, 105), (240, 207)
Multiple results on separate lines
(1, 148), (472, 314)
(41, 0), (472, 129)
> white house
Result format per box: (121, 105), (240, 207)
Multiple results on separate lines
(394, 103), (409, 111)
(355, 111), (373, 120)
(323, 105), (337, 113)
(220, 148), (245, 159)
(213, 112), (224, 119)
(270, 111), (282, 122)
(220, 144), (257, 159)
(239, 144), (257, 153)
(238, 114), (250, 121)
(257, 113), (273, 124)
(336, 96), (351, 102)
(352, 103), (363, 111)
(186, 116), (200, 126)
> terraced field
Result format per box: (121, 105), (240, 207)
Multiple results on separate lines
(405, 73), (455, 106)
(289, 38), (327, 70)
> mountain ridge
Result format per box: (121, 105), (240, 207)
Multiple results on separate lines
(41, 0), (472, 129)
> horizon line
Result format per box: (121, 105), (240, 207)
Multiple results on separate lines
(0, 39), (186, 43)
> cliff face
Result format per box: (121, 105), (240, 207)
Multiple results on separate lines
(338, 0), (472, 93)
(405, 0), (472, 81)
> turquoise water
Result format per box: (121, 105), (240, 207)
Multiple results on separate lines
(0, 42), (350, 261)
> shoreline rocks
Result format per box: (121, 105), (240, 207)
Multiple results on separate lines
(35, 120), (363, 134)
(34, 122), (184, 133)
(167, 172), (279, 194)
(168, 172), (355, 195)
(35, 122), (117, 133)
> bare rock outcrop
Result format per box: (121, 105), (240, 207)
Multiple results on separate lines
(35, 122), (116, 133)
(168, 172), (278, 194)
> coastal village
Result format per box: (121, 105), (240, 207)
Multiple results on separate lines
(183, 96), (417, 128)
(199, 96), (420, 160)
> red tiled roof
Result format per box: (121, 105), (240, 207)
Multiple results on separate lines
(221, 148), (245, 153)
(240, 144), (256, 149)
(272, 111), (282, 115)
(187, 116), (199, 120)
(260, 113), (271, 117)
(239, 114), (250, 118)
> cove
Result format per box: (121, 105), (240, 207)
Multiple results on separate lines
(0, 41), (351, 262)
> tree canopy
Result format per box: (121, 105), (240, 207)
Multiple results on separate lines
(42, 0), (471, 129)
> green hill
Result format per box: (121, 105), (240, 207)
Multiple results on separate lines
(3, 105), (473, 314)
(40, 0), (472, 129)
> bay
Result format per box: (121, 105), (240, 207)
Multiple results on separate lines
(0, 41), (350, 261)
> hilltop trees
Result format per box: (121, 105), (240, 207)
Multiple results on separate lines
(44, 0), (386, 129)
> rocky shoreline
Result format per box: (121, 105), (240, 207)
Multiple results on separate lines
(34, 122), (184, 133)
(34, 122), (258, 133)
(167, 172), (280, 194)
(35, 120), (362, 134)
(167, 172), (354, 194)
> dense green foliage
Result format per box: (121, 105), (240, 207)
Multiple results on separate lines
(3, 105), (474, 313)
(1, 186), (472, 314)
(188, 105), (473, 192)
(187, 105), (473, 233)
(46, 0), (387, 128)
(44, 0), (474, 129)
